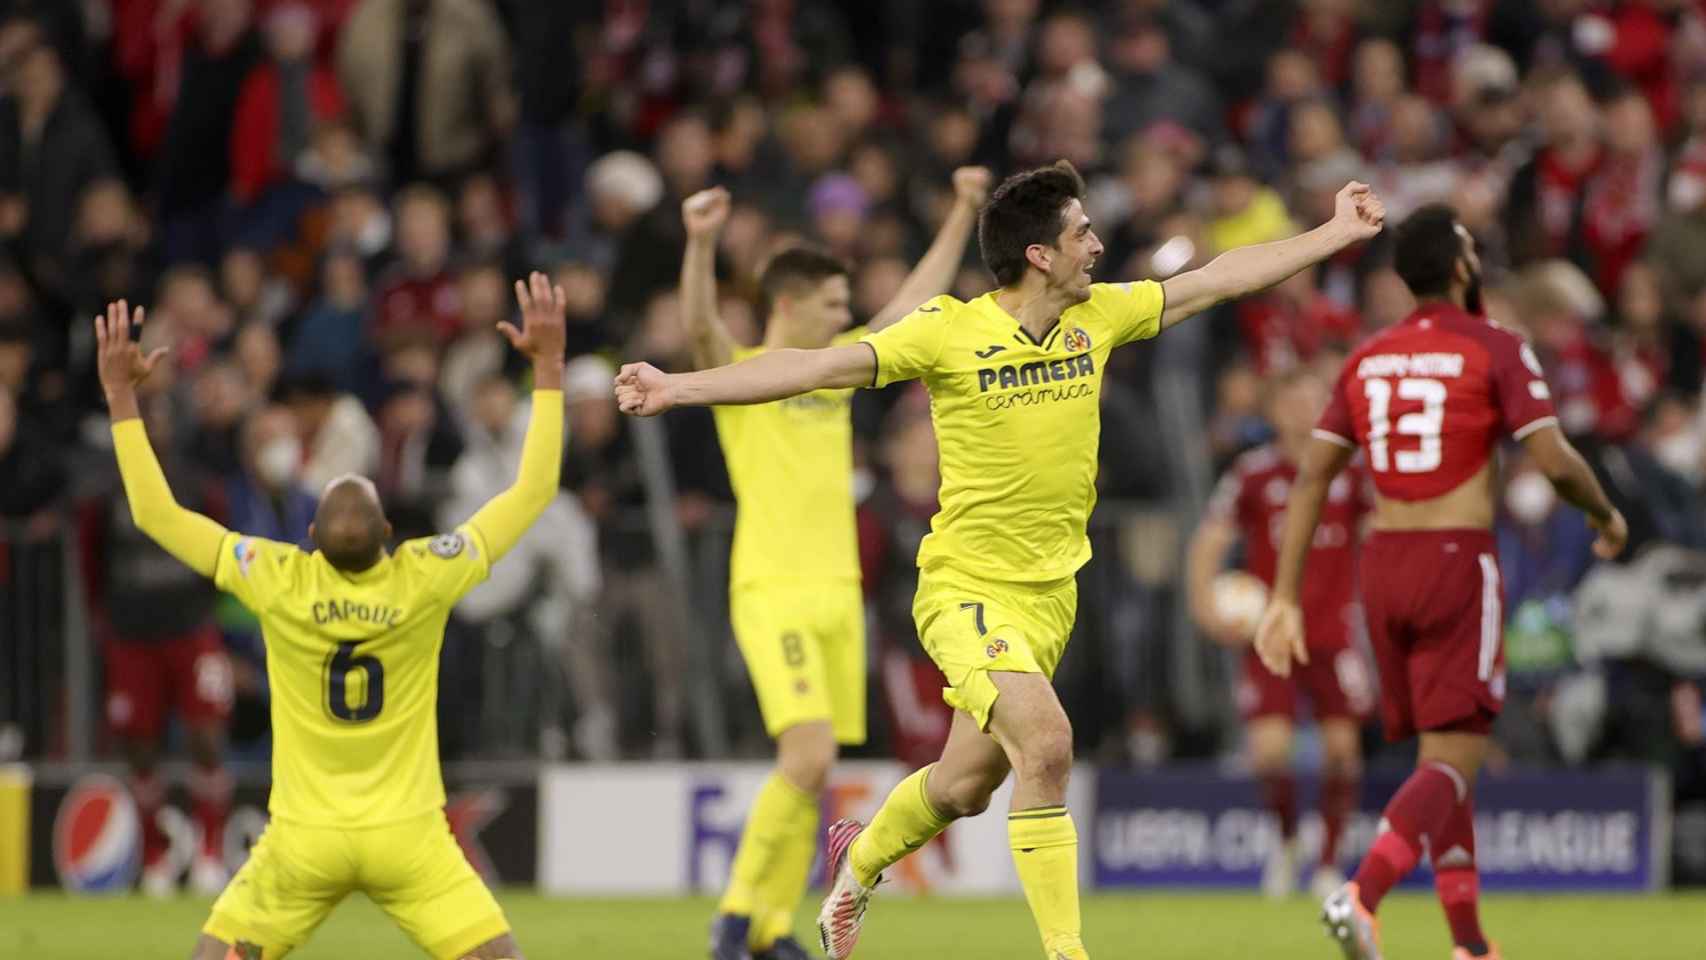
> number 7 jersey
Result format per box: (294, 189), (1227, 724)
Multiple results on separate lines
(1314, 302), (1558, 500)
(212, 525), (493, 827)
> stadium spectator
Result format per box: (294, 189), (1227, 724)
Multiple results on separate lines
(336, 0), (514, 188)
(157, 0), (262, 265)
(0, 20), (116, 306)
(370, 183), (462, 347)
(442, 373), (605, 759)
(285, 247), (368, 387)
(0, 385), (58, 526)
(281, 371), (380, 494)
(229, 2), (344, 202)
(562, 353), (687, 758)
(1102, 13), (1221, 152)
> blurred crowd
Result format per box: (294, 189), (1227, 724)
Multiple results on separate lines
(0, 1), (1701, 842)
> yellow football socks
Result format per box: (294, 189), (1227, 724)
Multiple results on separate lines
(751, 804), (819, 949)
(847, 763), (952, 888)
(719, 773), (818, 918)
(1009, 806), (1088, 959)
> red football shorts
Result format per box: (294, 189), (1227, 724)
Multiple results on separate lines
(1360, 529), (1505, 741)
(1238, 644), (1372, 723)
(104, 625), (233, 740)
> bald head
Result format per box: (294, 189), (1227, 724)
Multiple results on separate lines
(310, 475), (389, 572)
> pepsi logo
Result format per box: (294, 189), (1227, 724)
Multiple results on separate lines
(54, 774), (142, 895)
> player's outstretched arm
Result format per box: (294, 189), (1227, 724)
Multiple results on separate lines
(466, 272), (567, 561)
(1254, 436), (1355, 677)
(1157, 182), (1385, 331)
(867, 167), (991, 333)
(98, 300), (228, 578)
(1520, 423), (1628, 559)
(679, 187), (739, 369)
(614, 342), (875, 416)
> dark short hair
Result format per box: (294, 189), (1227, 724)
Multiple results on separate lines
(1392, 203), (1465, 299)
(758, 245), (849, 316)
(978, 160), (1087, 288)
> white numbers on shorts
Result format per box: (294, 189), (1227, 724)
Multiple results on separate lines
(1364, 377), (1446, 473)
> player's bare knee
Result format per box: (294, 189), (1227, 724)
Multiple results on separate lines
(189, 935), (237, 960)
(935, 767), (1003, 818)
(1012, 725), (1073, 793)
(777, 722), (837, 795)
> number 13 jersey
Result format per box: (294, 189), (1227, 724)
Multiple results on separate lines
(1314, 302), (1558, 500)
(213, 526), (492, 826)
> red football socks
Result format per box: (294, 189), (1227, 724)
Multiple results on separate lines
(1258, 772), (1299, 841)
(1432, 793), (1489, 955)
(1319, 770), (1358, 866)
(1352, 761), (1462, 912)
(189, 764), (233, 860)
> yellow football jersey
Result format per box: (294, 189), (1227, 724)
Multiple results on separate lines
(861, 282), (1165, 582)
(712, 328), (868, 587)
(213, 525), (492, 827)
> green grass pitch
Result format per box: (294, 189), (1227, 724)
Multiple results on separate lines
(3, 891), (1699, 958)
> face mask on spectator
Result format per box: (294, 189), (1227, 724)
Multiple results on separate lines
(1653, 431), (1703, 483)
(1505, 471), (1556, 525)
(257, 436), (302, 488)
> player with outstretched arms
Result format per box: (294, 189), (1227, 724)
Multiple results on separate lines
(1186, 367), (1372, 902)
(1254, 205), (1627, 960)
(617, 161), (1385, 960)
(97, 273), (568, 960)
(684, 168), (991, 960)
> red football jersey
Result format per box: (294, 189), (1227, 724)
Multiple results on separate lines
(1315, 303), (1558, 501)
(1207, 444), (1370, 651)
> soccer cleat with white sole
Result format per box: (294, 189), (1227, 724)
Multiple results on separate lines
(140, 860), (178, 899)
(1309, 864), (1346, 902)
(816, 818), (878, 959)
(1322, 881), (1382, 960)
(190, 855), (230, 896)
(1261, 839), (1298, 899)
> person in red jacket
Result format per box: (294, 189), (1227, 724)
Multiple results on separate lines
(229, 2), (344, 207)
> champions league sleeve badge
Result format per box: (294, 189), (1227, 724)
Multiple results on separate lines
(429, 533), (466, 559)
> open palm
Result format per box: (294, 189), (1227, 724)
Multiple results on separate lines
(502, 271), (568, 362)
(94, 299), (168, 394)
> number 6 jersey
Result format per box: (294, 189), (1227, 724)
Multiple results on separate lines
(1313, 302), (1558, 500)
(213, 526), (492, 826)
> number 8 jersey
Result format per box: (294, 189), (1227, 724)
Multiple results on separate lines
(213, 525), (492, 826)
(1314, 302), (1558, 500)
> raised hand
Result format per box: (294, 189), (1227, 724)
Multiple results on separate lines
(614, 362), (676, 417)
(682, 187), (732, 238)
(94, 300), (169, 398)
(1332, 181), (1386, 242)
(952, 166), (993, 208)
(502, 271), (568, 365)
(1252, 599), (1307, 678)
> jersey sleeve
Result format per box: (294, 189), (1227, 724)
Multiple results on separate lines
(212, 533), (303, 615)
(831, 325), (870, 347)
(1204, 469), (1242, 524)
(1313, 362), (1358, 448)
(861, 299), (949, 388)
(1489, 331), (1560, 439)
(1092, 281), (1165, 347)
(400, 523), (494, 608)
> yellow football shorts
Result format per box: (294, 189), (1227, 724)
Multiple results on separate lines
(912, 565), (1078, 730)
(730, 579), (866, 745)
(204, 809), (508, 960)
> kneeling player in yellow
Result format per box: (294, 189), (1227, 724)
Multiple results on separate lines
(94, 273), (569, 960)
(619, 163), (1386, 959)
(680, 169), (989, 960)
